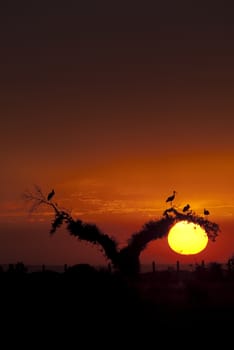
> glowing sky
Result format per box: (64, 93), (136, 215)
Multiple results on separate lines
(1, 1), (234, 267)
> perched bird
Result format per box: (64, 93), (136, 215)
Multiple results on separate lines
(166, 190), (177, 206)
(182, 204), (190, 212)
(204, 208), (210, 216)
(47, 189), (55, 201)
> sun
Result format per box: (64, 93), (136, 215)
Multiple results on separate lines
(168, 220), (208, 255)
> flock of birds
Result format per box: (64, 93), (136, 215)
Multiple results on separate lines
(165, 190), (210, 217)
(46, 188), (210, 217)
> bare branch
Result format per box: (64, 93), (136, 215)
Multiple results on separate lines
(22, 185), (60, 215)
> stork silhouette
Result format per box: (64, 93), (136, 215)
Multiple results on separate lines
(182, 204), (190, 212)
(204, 208), (210, 216)
(166, 190), (177, 206)
(47, 189), (55, 201)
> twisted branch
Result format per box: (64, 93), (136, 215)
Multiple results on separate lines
(23, 186), (221, 275)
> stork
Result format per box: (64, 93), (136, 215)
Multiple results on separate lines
(204, 208), (210, 216)
(166, 190), (177, 206)
(47, 189), (55, 201)
(182, 204), (190, 212)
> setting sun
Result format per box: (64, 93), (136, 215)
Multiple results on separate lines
(168, 221), (208, 255)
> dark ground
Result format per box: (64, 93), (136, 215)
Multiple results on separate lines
(1, 264), (234, 346)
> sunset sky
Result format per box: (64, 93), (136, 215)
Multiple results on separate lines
(1, 1), (234, 268)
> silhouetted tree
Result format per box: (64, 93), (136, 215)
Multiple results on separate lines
(23, 185), (221, 276)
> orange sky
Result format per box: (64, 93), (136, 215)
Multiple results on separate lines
(1, 1), (234, 268)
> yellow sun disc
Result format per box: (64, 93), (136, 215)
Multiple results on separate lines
(168, 221), (208, 255)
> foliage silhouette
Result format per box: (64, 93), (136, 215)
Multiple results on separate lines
(23, 185), (221, 275)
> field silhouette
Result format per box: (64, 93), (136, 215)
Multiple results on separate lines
(1, 261), (234, 345)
